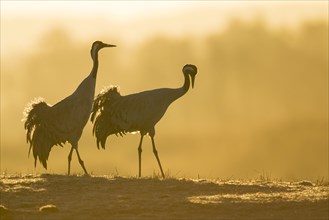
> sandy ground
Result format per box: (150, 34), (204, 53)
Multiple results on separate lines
(1, 174), (328, 220)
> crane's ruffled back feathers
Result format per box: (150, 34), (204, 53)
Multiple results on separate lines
(23, 98), (65, 169)
(91, 86), (125, 149)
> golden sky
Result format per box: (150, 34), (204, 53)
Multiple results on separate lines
(1, 1), (328, 58)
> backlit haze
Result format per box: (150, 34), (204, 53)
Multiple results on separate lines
(1, 1), (328, 180)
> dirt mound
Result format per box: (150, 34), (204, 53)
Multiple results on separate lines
(1, 174), (328, 219)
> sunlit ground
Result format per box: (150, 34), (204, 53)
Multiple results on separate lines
(1, 174), (328, 219)
(1, 1), (328, 181)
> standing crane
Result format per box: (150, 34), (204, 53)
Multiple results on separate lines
(23, 41), (116, 175)
(91, 64), (198, 178)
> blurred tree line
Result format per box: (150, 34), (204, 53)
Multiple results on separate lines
(21, 19), (328, 124)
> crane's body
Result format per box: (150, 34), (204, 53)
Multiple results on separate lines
(50, 75), (96, 143)
(92, 87), (186, 139)
(23, 41), (116, 174)
(91, 64), (198, 178)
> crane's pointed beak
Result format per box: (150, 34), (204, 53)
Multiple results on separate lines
(191, 74), (196, 89)
(105, 44), (116, 47)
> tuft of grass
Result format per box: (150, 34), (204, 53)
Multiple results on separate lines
(315, 177), (329, 186)
(151, 169), (182, 179)
(253, 169), (272, 182)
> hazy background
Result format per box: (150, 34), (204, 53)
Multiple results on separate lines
(1, 1), (328, 180)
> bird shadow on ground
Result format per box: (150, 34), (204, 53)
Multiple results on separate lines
(1, 174), (328, 220)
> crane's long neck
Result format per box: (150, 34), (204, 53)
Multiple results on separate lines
(91, 51), (99, 79)
(170, 72), (190, 102)
(182, 72), (190, 93)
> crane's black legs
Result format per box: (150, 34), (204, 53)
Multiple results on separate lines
(137, 134), (144, 177)
(137, 133), (165, 179)
(75, 148), (88, 175)
(67, 144), (88, 175)
(151, 136), (165, 178)
(68, 147), (74, 175)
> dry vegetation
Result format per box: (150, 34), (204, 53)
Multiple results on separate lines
(1, 174), (328, 220)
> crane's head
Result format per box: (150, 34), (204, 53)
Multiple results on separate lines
(91, 41), (116, 58)
(183, 64), (198, 88)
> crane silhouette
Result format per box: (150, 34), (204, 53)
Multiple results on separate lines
(91, 64), (198, 178)
(23, 41), (116, 175)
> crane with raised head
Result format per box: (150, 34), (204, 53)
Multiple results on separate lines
(91, 64), (198, 178)
(23, 41), (116, 175)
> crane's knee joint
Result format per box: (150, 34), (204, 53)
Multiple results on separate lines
(79, 159), (84, 165)
(153, 149), (158, 155)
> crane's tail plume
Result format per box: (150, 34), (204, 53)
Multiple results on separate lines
(23, 98), (64, 169)
(91, 86), (122, 149)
